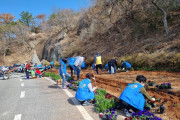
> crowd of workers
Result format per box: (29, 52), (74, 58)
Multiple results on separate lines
(23, 52), (155, 117)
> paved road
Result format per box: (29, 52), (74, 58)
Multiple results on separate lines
(0, 73), (84, 120)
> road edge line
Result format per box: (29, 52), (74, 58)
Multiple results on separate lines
(44, 77), (94, 120)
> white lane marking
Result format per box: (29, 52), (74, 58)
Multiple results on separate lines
(21, 83), (24, 87)
(20, 91), (25, 98)
(63, 89), (93, 120)
(2, 111), (9, 116)
(14, 114), (22, 120)
(45, 77), (57, 84)
(20, 79), (22, 81)
(45, 77), (93, 120)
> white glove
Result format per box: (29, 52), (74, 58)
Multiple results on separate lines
(63, 73), (65, 76)
(122, 68), (125, 70)
(152, 98), (155, 101)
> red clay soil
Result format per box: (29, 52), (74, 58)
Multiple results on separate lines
(47, 68), (180, 120)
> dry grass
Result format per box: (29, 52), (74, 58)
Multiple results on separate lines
(119, 52), (180, 70)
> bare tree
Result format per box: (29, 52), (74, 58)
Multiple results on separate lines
(48, 9), (80, 33)
(151, 0), (169, 35)
(35, 14), (46, 31)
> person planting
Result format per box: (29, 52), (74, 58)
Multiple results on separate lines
(73, 56), (87, 80)
(75, 73), (97, 106)
(121, 60), (131, 72)
(59, 58), (71, 89)
(50, 61), (54, 68)
(68, 57), (77, 76)
(94, 52), (104, 75)
(118, 75), (155, 117)
(25, 61), (32, 79)
(35, 68), (42, 78)
(108, 58), (118, 74)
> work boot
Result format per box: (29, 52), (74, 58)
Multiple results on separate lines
(124, 109), (132, 117)
(82, 101), (92, 106)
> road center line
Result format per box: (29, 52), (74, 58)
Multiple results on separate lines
(14, 114), (22, 120)
(21, 83), (24, 87)
(20, 91), (25, 98)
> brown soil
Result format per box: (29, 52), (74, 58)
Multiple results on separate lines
(47, 68), (180, 120)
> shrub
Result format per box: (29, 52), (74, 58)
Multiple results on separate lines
(119, 52), (180, 71)
(54, 61), (60, 67)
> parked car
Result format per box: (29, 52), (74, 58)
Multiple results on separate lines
(10, 64), (25, 73)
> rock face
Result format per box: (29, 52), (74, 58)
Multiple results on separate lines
(31, 50), (41, 65)
(42, 31), (67, 61)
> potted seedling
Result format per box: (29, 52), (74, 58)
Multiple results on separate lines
(129, 110), (162, 120)
(145, 103), (152, 110)
(102, 109), (117, 120)
(147, 80), (156, 86)
(156, 98), (161, 102)
(173, 103), (178, 107)
(163, 99), (168, 104)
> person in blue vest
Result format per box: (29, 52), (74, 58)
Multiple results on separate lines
(75, 73), (97, 106)
(81, 61), (87, 70)
(50, 61), (54, 68)
(118, 75), (155, 117)
(59, 58), (71, 89)
(121, 60), (131, 72)
(68, 57), (77, 76)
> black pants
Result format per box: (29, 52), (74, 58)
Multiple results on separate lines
(25, 68), (29, 79)
(96, 64), (104, 74)
(118, 99), (139, 112)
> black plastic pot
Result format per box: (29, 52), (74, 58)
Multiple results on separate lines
(160, 104), (165, 114)
(151, 103), (156, 108)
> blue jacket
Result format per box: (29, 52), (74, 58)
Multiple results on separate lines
(68, 57), (76, 66)
(123, 61), (131, 68)
(104, 64), (109, 69)
(59, 61), (67, 74)
(47, 65), (50, 69)
(50, 61), (54, 65)
(119, 83), (145, 111)
(81, 61), (86, 69)
(36, 64), (42, 68)
(75, 78), (95, 101)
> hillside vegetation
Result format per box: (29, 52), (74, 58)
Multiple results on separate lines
(0, 0), (180, 70)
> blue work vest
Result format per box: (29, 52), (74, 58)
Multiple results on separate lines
(36, 64), (42, 67)
(59, 61), (67, 74)
(50, 61), (54, 65)
(119, 83), (145, 111)
(81, 61), (86, 69)
(75, 78), (95, 101)
(68, 57), (76, 66)
(123, 61), (131, 68)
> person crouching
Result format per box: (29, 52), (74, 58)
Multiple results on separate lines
(118, 75), (155, 117)
(35, 68), (42, 78)
(75, 73), (97, 106)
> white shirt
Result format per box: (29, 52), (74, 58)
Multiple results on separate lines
(74, 56), (84, 67)
(88, 83), (95, 92)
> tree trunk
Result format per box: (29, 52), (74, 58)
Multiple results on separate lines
(152, 0), (169, 35)
(3, 50), (6, 64)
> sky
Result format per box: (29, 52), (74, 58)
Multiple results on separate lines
(0, 0), (91, 20)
